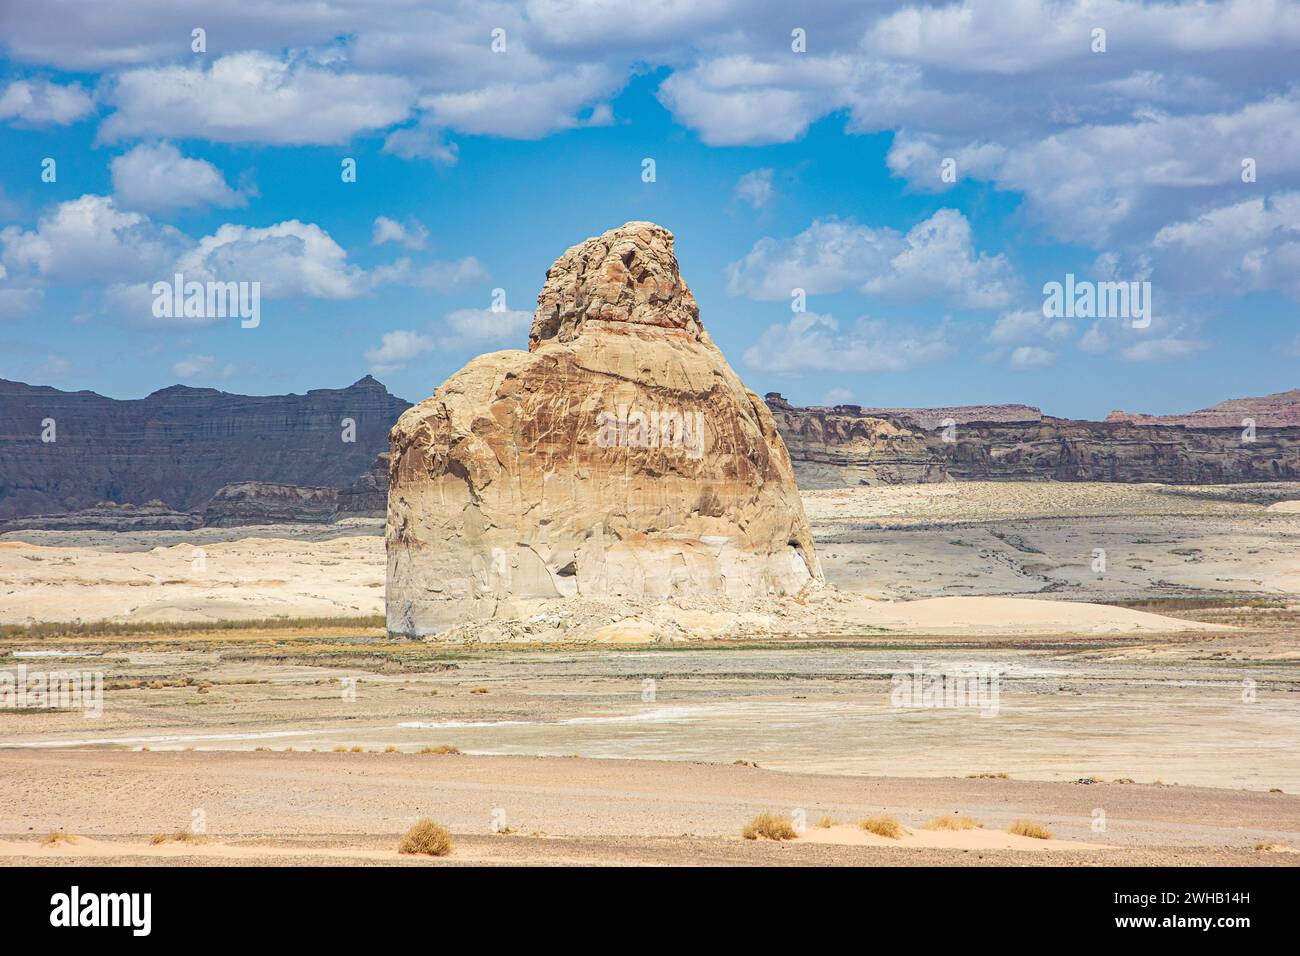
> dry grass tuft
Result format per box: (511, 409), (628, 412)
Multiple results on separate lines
(741, 812), (797, 841)
(150, 828), (208, 846)
(41, 831), (77, 847)
(814, 816), (836, 829)
(859, 816), (904, 839)
(1113, 778), (1135, 784)
(349, 745), (363, 753)
(1008, 820), (1053, 840)
(469, 687), (489, 694)
(923, 815), (982, 831)
(397, 818), (453, 856)
(732, 759), (760, 768)
(331, 745), (347, 753)
(417, 744), (461, 755)
(383, 746), (399, 753)
(966, 771), (1009, 779)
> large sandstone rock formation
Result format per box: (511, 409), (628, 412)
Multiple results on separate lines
(386, 222), (821, 636)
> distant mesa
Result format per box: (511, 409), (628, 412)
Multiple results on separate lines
(3, 348), (1300, 534)
(385, 221), (822, 636)
(0, 376), (408, 526)
(1106, 389), (1300, 429)
(769, 394), (1300, 488)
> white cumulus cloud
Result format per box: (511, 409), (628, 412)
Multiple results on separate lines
(437, 307), (532, 349)
(99, 51), (416, 145)
(729, 210), (1015, 309)
(744, 311), (952, 374)
(372, 216), (429, 250)
(733, 168), (774, 209)
(0, 78), (95, 125)
(111, 142), (245, 215)
(0, 194), (186, 283)
(365, 330), (435, 374)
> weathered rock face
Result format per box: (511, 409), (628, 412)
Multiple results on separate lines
(765, 395), (947, 486)
(938, 418), (1300, 483)
(765, 396), (1300, 488)
(336, 453), (391, 517)
(387, 222), (821, 636)
(0, 500), (201, 534)
(1107, 388), (1300, 429)
(202, 482), (341, 526)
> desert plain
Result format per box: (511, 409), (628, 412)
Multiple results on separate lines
(2, 481), (1298, 866)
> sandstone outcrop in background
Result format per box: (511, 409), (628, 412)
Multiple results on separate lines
(386, 222), (822, 636)
(1107, 388), (1300, 429)
(769, 397), (1300, 488)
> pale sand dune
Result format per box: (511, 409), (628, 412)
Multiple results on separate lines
(0, 536), (385, 625)
(854, 596), (1222, 635)
(0, 826), (1109, 862)
(795, 823), (1108, 851)
(1, 836), (407, 863)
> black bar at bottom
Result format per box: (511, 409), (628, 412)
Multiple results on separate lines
(0, 864), (1287, 940)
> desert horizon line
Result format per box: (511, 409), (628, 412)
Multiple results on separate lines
(4, 372), (1295, 428)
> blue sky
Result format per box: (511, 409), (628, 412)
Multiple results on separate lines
(1, 0), (1298, 419)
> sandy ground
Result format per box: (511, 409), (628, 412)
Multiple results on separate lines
(805, 482), (1300, 600)
(3, 640), (1296, 791)
(0, 533), (384, 624)
(0, 529), (1213, 636)
(2, 751), (1295, 866)
(3, 482), (1297, 866)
